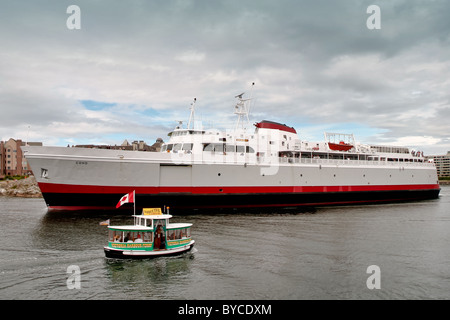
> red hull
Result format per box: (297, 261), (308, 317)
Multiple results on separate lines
(38, 183), (441, 195)
(37, 182), (441, 212)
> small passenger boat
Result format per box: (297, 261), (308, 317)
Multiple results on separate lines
(104, 207), (195, 259)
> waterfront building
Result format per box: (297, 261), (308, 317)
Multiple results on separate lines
(74, 138), (164, 152)
(427, 151), (450, 178)
(0, 138), (42, 178)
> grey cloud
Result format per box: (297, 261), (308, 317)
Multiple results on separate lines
(1, 0), (449, 154)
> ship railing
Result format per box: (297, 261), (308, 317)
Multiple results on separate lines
(273, 156), (434, 168)
(163, 152), (433, 168)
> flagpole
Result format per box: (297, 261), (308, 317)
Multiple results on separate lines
(133, 190), (136, 216)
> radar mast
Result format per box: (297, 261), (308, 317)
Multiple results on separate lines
(234, 82), (255, 131)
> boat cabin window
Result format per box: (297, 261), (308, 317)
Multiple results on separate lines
(173, 144), (182, 152)
(225, 145), (235, 152)
(134, 216), (151, 227)
(109, 230), (153, 243)
(182, 143), (193, 151)
(214, 144), (225, 153)
(166, 144), (173, 151)
(203, 143), (214, 152)
(203, 143), (252, 154)
(167, 228), (190, 240)
(236, 145), (245, 153)
(203, 143), (225, 152)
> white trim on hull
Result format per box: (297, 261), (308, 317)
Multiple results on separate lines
(104, 240), (195, 259)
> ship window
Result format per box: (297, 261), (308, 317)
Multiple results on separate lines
(225, 145), (235, 152)
(236, 145), (245, 153)
(203, 143), (226, 152)
(166, 144), (173, 151)
(214, 144), (225, 152)
(246, 146), (255, 153)
(203, 143), (214, 151)
(161, 145), (167, 152)
(182, 143), (193, 151)
(173, 144), (182, 151)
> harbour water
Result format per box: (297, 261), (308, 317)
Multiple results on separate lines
(0, 186), (449, 301)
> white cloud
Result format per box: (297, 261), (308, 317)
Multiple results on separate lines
(386, 136), (441, 147)
(175, 50), (206, 63)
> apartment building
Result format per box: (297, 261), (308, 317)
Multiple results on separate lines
(0, 138), (42, 178)
(427, 151), (450, 178)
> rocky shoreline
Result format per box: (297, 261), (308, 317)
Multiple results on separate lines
(0, 176), (43, 198)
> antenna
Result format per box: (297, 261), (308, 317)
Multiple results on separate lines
(175, 120), (183, 129)
(26, 125), (30, 146)
(187, 98), (196, 130)
(248, 82), (255, 115)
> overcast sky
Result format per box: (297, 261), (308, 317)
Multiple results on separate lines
(1, 0), (449, 154)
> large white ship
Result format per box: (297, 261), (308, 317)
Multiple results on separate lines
(22, 91), (440, 212)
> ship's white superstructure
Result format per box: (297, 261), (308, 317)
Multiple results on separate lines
(22, 91), (440, 212)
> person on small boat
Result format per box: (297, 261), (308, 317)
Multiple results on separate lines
(160, 233), (166, 249)
(154, 226), (162, 249)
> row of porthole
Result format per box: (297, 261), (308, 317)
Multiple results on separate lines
(218, 172), (419, 179)
(215, 174), (428, 191)
(298, 173), (418, 178)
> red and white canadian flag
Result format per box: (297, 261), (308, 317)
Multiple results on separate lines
(116, 191), (135, 208)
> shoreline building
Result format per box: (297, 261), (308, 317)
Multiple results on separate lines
(426, 151), (450, 178)
(75, 138), (164, 152)
(1, 137), (163, 179)
(0, 138), (42, 178)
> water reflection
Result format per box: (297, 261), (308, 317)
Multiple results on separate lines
(32, 211), (116, 251)
(103, 251), (196, 299)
